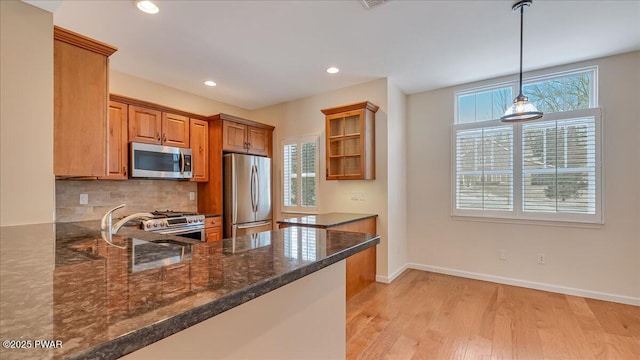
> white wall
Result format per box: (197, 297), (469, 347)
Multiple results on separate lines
(110, 70), (251, 119)
(0, 0), (55, 226)
(385, 80), (408, 279)
(406, 51), (640, 303)
(250, 79), (392, 277)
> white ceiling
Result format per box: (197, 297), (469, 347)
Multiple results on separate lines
(35, 0), (640, 110)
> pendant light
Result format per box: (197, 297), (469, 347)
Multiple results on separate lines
(501, 0), (543, 122)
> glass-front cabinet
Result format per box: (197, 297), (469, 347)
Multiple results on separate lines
(322, 101), (378, 180)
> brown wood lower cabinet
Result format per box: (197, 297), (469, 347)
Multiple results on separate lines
(330, 217), (377, 301)
(278, 214), (377, 300)
(205, 216), (223, 242)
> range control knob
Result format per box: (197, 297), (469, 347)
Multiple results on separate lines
(153, 223), (158, 228)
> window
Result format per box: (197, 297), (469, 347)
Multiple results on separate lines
(453, 67), (602, 223)
(283, 136), (319, 213)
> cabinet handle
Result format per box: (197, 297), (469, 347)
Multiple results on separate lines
(199, 146), (203, 153)
(157, 133), (161, 141)
(163, 133), (167, 142)
(123, 166), (127, 176)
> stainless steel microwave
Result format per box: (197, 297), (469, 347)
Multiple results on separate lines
(130, 142), (192, 179)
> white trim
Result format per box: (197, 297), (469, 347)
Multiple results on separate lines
(406, 263), (639, 306)
(375, 263), (410, 284)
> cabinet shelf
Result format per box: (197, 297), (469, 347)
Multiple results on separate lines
(321, 101), (378, 180)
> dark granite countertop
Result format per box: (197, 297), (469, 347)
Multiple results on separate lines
(277, 213), (378, 228)
(0, 221), (379, 360)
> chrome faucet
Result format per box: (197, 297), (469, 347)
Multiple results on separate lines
(101, 204), (153, 248)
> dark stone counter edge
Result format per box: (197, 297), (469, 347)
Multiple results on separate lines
(66, 236), (380, 360)
(277, 214), (378, 228)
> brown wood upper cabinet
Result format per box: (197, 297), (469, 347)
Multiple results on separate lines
(162, 113), (190, 147)
(190, 119), (209, 182)
(321, 101), (379, 180)
(128, 106), (190, 147)
(219, 115), (273, 157)
(54, 26), (117, 177)
(99, 101), (129, 180)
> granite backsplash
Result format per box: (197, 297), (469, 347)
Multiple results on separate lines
(55, 180), (198, 223)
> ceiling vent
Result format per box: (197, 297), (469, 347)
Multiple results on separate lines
(360, 0), (386, 10)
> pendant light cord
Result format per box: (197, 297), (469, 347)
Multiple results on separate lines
(518, 3), (524, 97)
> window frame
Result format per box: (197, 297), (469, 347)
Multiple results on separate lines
(451, 67), (602, 224)
(282, 135), (320, 214)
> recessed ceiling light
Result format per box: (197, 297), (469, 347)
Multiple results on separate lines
(204, 80), (217, 87)
(136, 1), (159, 14)
(326, 67), (340, 74)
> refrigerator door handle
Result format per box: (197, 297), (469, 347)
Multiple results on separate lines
(232, 159), (238, 225)
(254, 164), (260, 213)
(251, 164), (259, 213)
(237, 220), (271, 229)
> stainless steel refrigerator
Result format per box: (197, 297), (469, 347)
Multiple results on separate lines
(223, 153), (272, 238)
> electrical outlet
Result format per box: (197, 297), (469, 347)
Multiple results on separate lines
(499, 249), (507, 260)
(537, 253), (546, 264)
(189, 192), (195, 201)
(79, 193), (88, 205)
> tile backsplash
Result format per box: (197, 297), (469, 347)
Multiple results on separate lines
(55, 180), (198, 223)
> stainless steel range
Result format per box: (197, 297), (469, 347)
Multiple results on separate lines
(141, 210), (205, 241)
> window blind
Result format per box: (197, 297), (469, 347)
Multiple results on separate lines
(283, 143), (297, 207)
(522, 117), (596, 214)
(456, 126), (513, 211)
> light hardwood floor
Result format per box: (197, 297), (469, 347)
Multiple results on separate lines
(346, 269), (640, 359)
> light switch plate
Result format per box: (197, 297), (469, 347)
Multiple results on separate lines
(79, 193), (88, 205)
(189, 192), (195, 201)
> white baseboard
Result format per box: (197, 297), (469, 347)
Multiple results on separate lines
(405, 263), (640, 306)
(375, 263), (410, 284)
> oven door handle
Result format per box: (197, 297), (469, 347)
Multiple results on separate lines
(154, 227), (203, 236)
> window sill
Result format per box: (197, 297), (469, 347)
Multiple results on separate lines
(451, 215), (604, 229)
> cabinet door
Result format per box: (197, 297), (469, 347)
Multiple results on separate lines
(325, 108), (373, 180)
(54, 40), (108, 177)
(128, 105), (162, 144)
(190, 119), (209, 182)
(206, 228), (223, 242)
(100, 101), (128, 179)
(247, 126), (271, 157)
(162, 112), (190, 147)
(205, 216), (223, 242)
(222, 120), (248, 153)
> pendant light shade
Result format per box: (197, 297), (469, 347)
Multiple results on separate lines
(501, 0), (543, 123)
